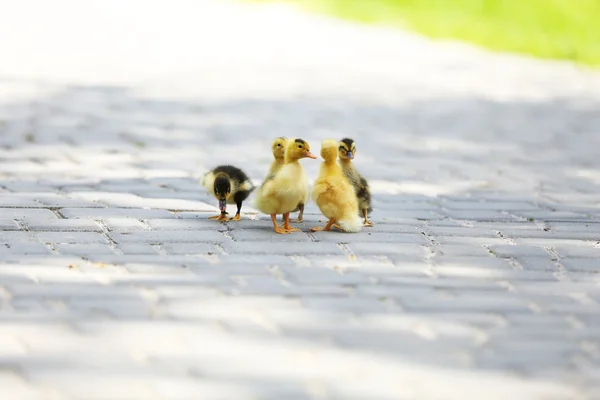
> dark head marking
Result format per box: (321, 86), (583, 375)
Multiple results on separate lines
(213, 175), (230, 198)
(341, 138), (354, 148)
(295, 138), (307, 148)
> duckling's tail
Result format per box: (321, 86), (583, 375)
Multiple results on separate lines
(320, 139), (338, 163)
(337, 214), (362, 233)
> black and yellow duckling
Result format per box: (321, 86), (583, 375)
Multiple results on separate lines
(201, 165), (255, 222)
(266, 136), (307, 223)
(338, 138), (373, 227)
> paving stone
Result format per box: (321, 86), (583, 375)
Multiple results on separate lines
(60, 207), (176, 219)
(441, 210), (518, 221)
(0, 208), (58, 220)
(25, 219), (101, 232)
(222, 241), (345, 256)
(102, 218), (148, 232)
(35, 232), (109, 244)
(561, 259), (600, 272)
(55, 243), (116, 255)
(0, 218), (20, 230)
(145, 218), (224, 231)
(515, 257), (559, 271)
(313, 232), (429, 244)
(347, 243), (430, 257)
(118, 243), (161, 255)
(488, 245), (551, 258)
(554, 246), (600, 259)
(110, 230), (225, 244)
(162, 243), (219, 255)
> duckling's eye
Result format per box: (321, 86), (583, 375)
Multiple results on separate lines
(277, 144), (281, 147)
(298, 145), (303, 149)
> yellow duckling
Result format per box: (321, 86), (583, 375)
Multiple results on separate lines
(338, 138), (373, 227)
(254, 138), (316, 234)
(201, 165), (255, 222)
(268, 136), (287, 177)
(267, 136), (307, 223)
(310, 139), (361, 233)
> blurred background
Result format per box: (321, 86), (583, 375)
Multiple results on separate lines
(250, 0), (600, 67)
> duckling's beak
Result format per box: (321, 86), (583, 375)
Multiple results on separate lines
(346, 151), (354, 159)
(305, 151), (317, 159)
(218, 198), (227, 212)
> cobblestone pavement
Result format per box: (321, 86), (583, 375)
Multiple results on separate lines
(1, 0), (600, 399)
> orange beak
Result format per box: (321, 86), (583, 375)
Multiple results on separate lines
(305, 151), (317, 159)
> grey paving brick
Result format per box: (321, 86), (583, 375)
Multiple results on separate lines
(0, 231), (39, 243)
(110, 230), (225, 244)
(561, 259), (600, 272)
(0, 242), (51, 256)
(554, 246), (600, 259)
(0, 218), (20, 230)
(60, 207), (176, 219)
(441, 210), (518, 221)
(216, 254), (296, 267)
(423, 226), (500, 238)
(25, 219), (101, 232)
(515, 257), (559, 271)
(314, 232), (429, 244)
(0, 208), (58, 220)
(434, 244), (497, 257)
(117, 243), (160, 255)
(347, 243), (430, 257)
(442, 201), (540, 211)
(489, 245), (551, 258)
(230, 228), (313, 242)
(222, 241), (345, 256)
(102, 217), (148, 232)
(145, 218), (224, 231)
(35, 232), (109, 244)
(55, 243), (116, 255)
(431, 256), (513, 270)
(162, 243), (219, 255)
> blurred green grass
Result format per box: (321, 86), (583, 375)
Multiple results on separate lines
(250, 0), (600, 67)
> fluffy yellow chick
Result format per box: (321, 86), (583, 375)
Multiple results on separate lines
(310, 139), (361, 233)
(267, 136), (307, 223)
(254, 138), (316, 234)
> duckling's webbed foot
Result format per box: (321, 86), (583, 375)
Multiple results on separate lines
(230, 201), (243, 221)
(311, 218), (335, 232)
(271, 214), (290, 234)
(283, 212), (300, 232)
(362, 208), (373, 227)
(209, 212), (230, 222)
(291, 203), (304, 223)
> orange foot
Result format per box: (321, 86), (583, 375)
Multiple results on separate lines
(312, 218), (335, 232)
(274, 225), (291, 234)
(208, 214), (230, 222)
(230, 214), (241, 221)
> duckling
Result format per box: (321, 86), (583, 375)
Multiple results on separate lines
(310, 139), (361, 233)
(201, 165), (255, 222)
(254, 138), (316, 234)
(267, 136), (307, 223)
(338, 138), (373, 227)
(268, 136), (287, 176)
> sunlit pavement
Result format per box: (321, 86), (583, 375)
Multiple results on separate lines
(1, 0), (600, 399)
